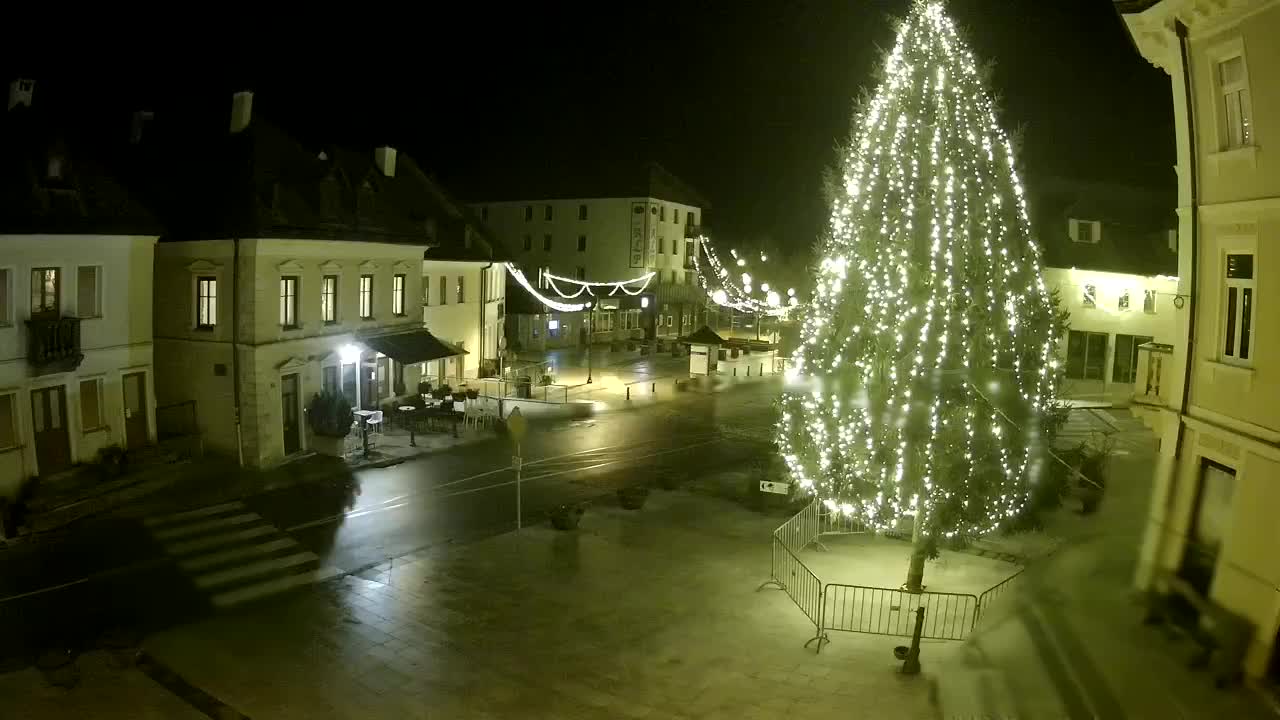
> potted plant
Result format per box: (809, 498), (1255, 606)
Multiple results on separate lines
(417, 380), (433, 397)
(307, 390), (354, 457)
(617, 485), (650, 510)
(538, 374), (554, 386)
(550, 502), (587, 530)
(465, 388), (480, 400)
(97, 445), (128, 481)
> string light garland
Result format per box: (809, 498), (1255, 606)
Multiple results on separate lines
(505, 264), (656, 312)
(776, 1), (1061, 541)
(693, 236), (801, 317)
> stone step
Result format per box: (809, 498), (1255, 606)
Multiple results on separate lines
(210, 566), (344, 609)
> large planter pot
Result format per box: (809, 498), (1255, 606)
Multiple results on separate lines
(617, 486), (650, 510)
(311, 434), (347, 457)
(550, 503), (586, 530)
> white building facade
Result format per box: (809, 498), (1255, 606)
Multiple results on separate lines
(1120, 0), (1280, 683)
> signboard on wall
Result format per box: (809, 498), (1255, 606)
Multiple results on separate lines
(629, 202), (646, 268)
(646, 205), (658, 267)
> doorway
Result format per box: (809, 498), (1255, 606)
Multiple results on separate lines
(281, 373), (301, 455)
(122, 371), (149, 450)
(31, 385), (71, 475)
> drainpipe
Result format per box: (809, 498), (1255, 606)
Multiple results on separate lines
(232, 237), (244, 467)
(1154, 19), (1199, 580)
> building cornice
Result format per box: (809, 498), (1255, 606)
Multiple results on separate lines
(1118, 0), (1279, 74)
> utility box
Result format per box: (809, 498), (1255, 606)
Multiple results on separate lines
(679, 325), (728, 377)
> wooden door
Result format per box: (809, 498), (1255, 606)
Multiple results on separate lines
(31, 385), (71, 475)
(281, 373), (301, 455)
(122, 372), (149, 450)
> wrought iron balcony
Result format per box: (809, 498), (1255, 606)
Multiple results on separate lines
(26, 316), (84, 375)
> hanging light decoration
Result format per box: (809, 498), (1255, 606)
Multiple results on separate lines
(505, 263), (654, 311)
(692, 235), (802, 318)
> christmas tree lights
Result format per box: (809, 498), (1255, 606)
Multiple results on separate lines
(777, 1), (1060, 543)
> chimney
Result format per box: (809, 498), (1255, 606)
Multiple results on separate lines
(8, 78), (34, 111)
(229, 90), (253, 134)
(130, 110), (154, 144)
(374, 146), (397, 177)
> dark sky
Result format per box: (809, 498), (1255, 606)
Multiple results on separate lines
(9, 0), (1171, 260)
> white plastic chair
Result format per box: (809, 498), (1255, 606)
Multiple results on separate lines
(367, 410), (384, 435)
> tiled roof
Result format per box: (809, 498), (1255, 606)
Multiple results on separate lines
(1029, 176), (1176, 276)
(465, 160), (711, 210)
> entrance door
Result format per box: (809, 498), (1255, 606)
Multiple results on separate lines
(281, 373), (301, 455)
(31, 385), (71, 475)
(122, 372), (149, 450)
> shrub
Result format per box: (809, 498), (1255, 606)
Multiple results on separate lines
(307, 391), (354, 438)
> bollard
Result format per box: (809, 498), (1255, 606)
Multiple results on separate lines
(651, 382), (655, 393)
(759, 363), (764, 376)
(626, 386), (631, 401)
(747, 365), (751, 377)
(733, 367), (737, 377)
(901, 606), (925, 674)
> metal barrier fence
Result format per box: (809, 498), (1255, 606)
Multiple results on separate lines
(822, 584), (978, 641)
(776, 499), (821, 552)
(765, 536), (827, 648)
(974, 567), (1023, 625)
(474, 377), (570, 404)
(817, 504), (868, 537)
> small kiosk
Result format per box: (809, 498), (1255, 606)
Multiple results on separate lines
(679, 325), (727, 376)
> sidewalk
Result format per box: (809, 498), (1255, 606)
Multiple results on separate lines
(140, 490), (945, 720)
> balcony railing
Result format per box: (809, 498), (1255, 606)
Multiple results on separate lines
(26, 316), (83, 374)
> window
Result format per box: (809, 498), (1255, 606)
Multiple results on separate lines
(1082, 284), (1096, 309)
(423, 276), (430, 308)
(1144, 289), (1156, 314)
(1182, 459), (1236, 595)
(658, 237), (665, 254)
(689, 213), (698, 226)
(322, 275), (338, 324)
(392, 274), (406, 316)
(577, 235), (587, 252)
(524, 205), (533, 221)
(196, 276), (217, 328)
(359, 275), (374, 319)
(1112, 334), (1153, 384)
(456, 276), (465, 304)
(523, 235), (533, 252)
(279, 276), (299, 328)
(1222, 253), (1255, 365)
(660, 206), (666, 221)
(666, 314), (674, 328)
(1070, 219), (1100, 244)
(578, 204), (588, 220)
(439, 275), (447, 305)
(543, 234), (552, 251)
(1065, 330), (1108, 381)
(532, 314), (541, 338)
(31, 267), (59, 316)
(1218, 55), (1253, 149)
(673, 208), (680, 224)
(80, 378), (104, 431)
(0, 392), (16, 450)
(656, 315), (663, 328)
(77, 266), (101, 318)
(544, 204), (553, 221)
(0, 268), (10, 325)
(322, 365), (339, 395)
(1118, 290), (1130, 312)
(576, 266), (586, 281)
(480, 206), (489, 220)
(672, 238), (679, 255)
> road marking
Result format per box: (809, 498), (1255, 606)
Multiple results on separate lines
(211, 567), (343, 608)
(193, 551), (318, 589)
(180, 537), (300, 572)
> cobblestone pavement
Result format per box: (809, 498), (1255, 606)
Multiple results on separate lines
(143, 491), (946, 720)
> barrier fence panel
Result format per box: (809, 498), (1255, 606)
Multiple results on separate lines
(817, 504), (868, 536)
(764, 534), (827, 649)
(775, 499), (820, 552)
(822, 584), (978, 641)
(974, 568), (1023, 627)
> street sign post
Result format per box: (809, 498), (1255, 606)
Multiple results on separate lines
(759, 480), (791, 495)
(507, 408), (527, 532)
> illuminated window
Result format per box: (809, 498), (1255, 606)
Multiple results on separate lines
(359, 275), (374, 318)
(279, 276), (299, 328)
(196, 277), (217, 328)
(393, 274), (406, 315)
(1218, 55), (1253, 149)
(1222, 253), (1255, 365)
(322, 275), (338, 323)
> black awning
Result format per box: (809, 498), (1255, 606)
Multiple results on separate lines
(360, 329), (469, 364)
(678, 325), (727, 346)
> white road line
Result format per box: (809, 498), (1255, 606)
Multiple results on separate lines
(194, 551), (317, 589)
(143, 501), (247, 527)
(152, 513), (261, 541)
(180, 537), (300, 572)
(211, 567), (343, 608)
(165, 525), (277, 556)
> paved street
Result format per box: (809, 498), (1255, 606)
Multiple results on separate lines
(0, 379), (781, 667)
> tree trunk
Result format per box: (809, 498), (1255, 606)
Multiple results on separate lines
(903, 510), (926, 593)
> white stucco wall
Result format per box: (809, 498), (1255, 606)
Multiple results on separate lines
(421, 260), (505, 381)
(0, 234), (157, 498)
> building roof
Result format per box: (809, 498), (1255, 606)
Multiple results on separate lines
(1029, 176), (1176, 277)
(0, 103), (161, 235)
(1112, 0), (1164, 12)
(130, 108), (504, 260)
(679, 325), (728, 346)
(465, 160), (711, 210)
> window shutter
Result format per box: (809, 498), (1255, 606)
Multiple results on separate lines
(1091, 221), (1101, 244)
(78, 267), (97, 317)
(1068, 219), (1078, 241)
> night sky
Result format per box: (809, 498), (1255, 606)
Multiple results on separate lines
(9, 0), (1171, 261)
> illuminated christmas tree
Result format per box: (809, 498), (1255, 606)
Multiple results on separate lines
(776, 1), (1062, 590)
